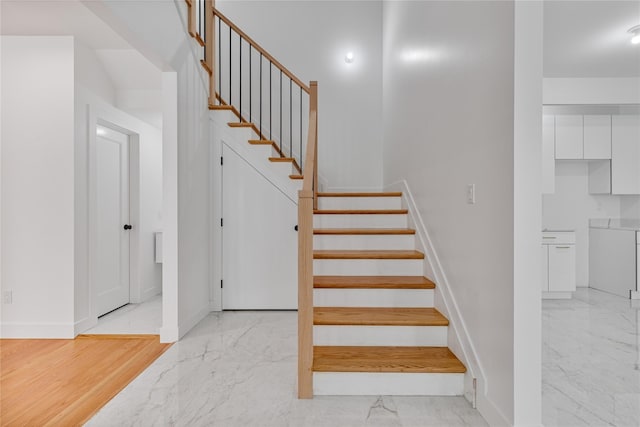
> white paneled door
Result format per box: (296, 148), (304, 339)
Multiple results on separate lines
(95, 126), (130, 317)
(221, 144), (297, 309)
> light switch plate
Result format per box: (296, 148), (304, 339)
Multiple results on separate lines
(467, 184), (476, 204)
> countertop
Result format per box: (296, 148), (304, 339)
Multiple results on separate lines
(589, 218), (640, 231)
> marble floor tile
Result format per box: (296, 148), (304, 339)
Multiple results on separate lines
(87, 311), (487, 427)
(84, 295), (162, 335)
(543, 288), (640, 427)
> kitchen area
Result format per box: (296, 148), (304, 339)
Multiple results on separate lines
(542, 105), (640, 300)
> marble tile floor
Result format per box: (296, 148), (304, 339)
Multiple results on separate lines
(87, 310), (488, 427)
(84, 294), (162, 335)
(543, 288), (640, 426)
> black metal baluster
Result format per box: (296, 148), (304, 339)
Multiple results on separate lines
(279, 70), (282, 154)
(218, 17), (221, 105)
(239, 36), (242, 121)
(269, 63), (272, 141)
(259, 54), (262, 138)
(300, 87), (302, 170)
(249, 46), (252, 123)
(228, 24), (231, 106)
(289, 78), (292, 159)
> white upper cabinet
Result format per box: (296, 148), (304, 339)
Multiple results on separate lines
(583, 115), (612, 160)
(611, 115), (640, 195)
(555, 115), (583, 159)
(542, 115), (555, 194)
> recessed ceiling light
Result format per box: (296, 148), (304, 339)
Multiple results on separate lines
(629, 25), (640, 45)
(96, 128), (107, 136)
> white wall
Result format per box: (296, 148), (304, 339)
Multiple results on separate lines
(85, 0), (213, 341)
(216, 0), (384, 191)
(543, 161), (625, 287)
(75, 40), (116, 105)
(1, 36), (76, 338)
(382, 1), (516, 423)
(544, 77), (640, 105)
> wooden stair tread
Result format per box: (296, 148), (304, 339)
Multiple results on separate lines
(248, 139), (276, 145)
(228, 122), (253, 128)
(314, 228), (415, 235)
(314, 250), (424, 260)
(317, 192), (402, 197)
(314, 307), (448, 326)
(313, 346), (466, 373)
(313, 209), (408, 215)
(314, 276), (435, 289)
(290, 174), (303, 180)
(209, 105), (234, 111)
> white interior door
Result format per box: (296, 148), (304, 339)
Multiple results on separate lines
(95, 126), (130, 316)
(221, 144), (297, 309)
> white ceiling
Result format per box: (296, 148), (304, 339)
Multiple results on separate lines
(0, 0), (161, 91)
(0, 0), (131, 50)
(544, 0), (640, 78)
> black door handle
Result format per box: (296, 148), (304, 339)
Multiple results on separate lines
(124, 224), (132, 230)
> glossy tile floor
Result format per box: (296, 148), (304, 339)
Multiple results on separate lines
(87, 311), (487, 426)
(85, 295), (162, 335)
(543, 288), (640, 426)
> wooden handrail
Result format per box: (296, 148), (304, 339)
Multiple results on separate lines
(297, 81), (318, 399)
(212, 7), (310, 94)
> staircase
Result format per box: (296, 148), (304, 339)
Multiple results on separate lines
(184, 1), (466, 398)
(310, 192), (466, 395)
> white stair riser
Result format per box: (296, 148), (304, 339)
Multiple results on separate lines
(318, 197), (402, 210)
(314, 214), (407, 229)
(268, 161), (295, 176)
(314, 325), (447, 346)
(314, 259), (423, 276)
(313, 288), (434, 307)
(313, 372), (464, 396)
(314, 234), (415, 250)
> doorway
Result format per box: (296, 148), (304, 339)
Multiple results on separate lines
(94, 125), (132, 317)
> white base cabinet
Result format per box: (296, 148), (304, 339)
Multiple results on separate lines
(541, 231), (576, 299)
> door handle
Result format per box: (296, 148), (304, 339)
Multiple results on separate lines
(124, 224), (133, 230)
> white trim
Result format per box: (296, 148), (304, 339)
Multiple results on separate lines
(385, 179), (487, 407)
(74, 316), (97, 336)
(476, 393), (511, 427)
(179, 305), (210, 340)
(1, 322), (75, 339)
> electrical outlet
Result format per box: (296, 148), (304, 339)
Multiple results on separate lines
(467, 184), (476, 204)
(3, 291), (12, 305)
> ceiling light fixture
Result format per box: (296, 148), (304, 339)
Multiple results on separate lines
(629, 25), (640, 45)
(96, 127), (107, 136)
(345, 52), (354, 64)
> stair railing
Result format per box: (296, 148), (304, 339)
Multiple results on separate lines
(297, 81), (317, 399)
(211, 8), (310, 174)
(184, 0), (318, 398)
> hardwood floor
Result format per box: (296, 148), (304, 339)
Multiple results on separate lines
(0, 334), (171, 426)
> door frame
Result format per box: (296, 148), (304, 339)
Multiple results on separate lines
(88, 107), (141, 324)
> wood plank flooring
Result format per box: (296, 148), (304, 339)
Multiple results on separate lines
(0, 334), (171, 426)
(313, 346), (467, 373)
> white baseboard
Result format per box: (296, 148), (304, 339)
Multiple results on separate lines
(1, 321), (75, 338)
(74, 316), (98, 336)
(476, 392), (511, 426)
(385, 179), (487, 411)
(159, 326), (179, 343)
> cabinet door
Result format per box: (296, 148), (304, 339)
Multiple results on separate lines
(584, 115), (611, 159)
(542, 115), (555, 194)
(548, 245), (576, 292)
(541, 245), (549, 292)
(612, 115), (640, 195)
(555, 115), (583, 159)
